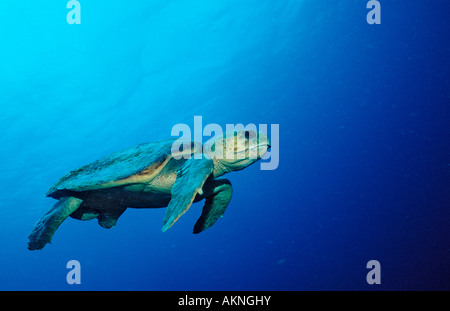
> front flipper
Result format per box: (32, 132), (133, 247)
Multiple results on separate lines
(162, 158), (214, 232)
(28, 196), (83, 250)
(193, 179), (233, 234)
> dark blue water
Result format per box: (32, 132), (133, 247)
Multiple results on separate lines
(0, 1), (449, 290)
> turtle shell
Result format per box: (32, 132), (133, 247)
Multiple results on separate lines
(46, 139), (197, 198)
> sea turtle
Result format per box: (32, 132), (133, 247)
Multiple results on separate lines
(28, 129), (270, 250)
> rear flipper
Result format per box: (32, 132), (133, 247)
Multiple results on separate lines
(97, 207), (126, 229)
(28, 196), (83, 250)
(193, 179), (233, 234)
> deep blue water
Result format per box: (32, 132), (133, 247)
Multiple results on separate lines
(0, 1), (449, 290)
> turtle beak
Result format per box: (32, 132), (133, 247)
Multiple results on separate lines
(261, 133), (271, 148)
(256, 131), (271, 158)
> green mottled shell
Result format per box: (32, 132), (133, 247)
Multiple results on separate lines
(46, 139), (180, 197)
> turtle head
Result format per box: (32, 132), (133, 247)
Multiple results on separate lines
(205, 129), (271, 176)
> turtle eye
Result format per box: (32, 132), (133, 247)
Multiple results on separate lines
(244, 131), (256, 140)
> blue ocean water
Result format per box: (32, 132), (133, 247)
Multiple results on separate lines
(0, 1), (449, 290)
